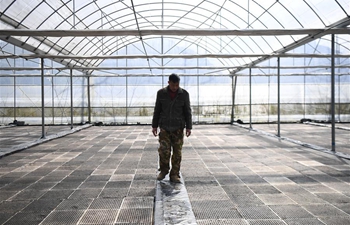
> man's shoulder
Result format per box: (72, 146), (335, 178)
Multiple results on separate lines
(157, 87), (167, 93)
(179, 87), (189, 95)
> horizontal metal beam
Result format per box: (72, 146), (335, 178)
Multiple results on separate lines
(1, 72), (349, 77)
(1, 65), (350, 71)
(1, 53), (350, 59)
(0, 28), (349, 37)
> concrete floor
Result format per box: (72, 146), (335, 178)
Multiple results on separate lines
(0, 125), (350, 225)
(247, 123), (350, 156)
(0, 125), (76, 149)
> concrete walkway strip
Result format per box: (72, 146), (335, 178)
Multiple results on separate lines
(305, 121), (350, 131)
(0, 125), (16, 129)
(154, 173), (197, 225)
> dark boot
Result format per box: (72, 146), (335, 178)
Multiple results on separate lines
(157, 171), (168, 180)
(170, 174), (181, 183)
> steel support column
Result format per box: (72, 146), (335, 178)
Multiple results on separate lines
(197, 75), (200, 123)
(197, 45), (200, 124)
(13, 44), (16, 121)
(70, 69), (73, 129)
(51, 76), (54, 124)
(126, 75), (128, 124)
(126, 45), (128, 124)
(331, 34), (336, 152)
(87, 74), (91, 123)
(277, 57), (281, 137)
(231, 75), (234, 124)
(13, 76), (16, 121)
(41, 58), (45, 138)
(231, 74), (238, 124)
(249, 68), (252, 129)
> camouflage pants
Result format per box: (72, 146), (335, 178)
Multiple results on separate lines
(158, 128), (184, 176)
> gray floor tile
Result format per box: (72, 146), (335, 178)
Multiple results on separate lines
(270, 205), (314, 219)
(78, 209), (119, 224)
(55, 198), (94, 211)
(40, 210), (85, 225)
(3, 212), (48, 225)
(1, 125), (350, 225)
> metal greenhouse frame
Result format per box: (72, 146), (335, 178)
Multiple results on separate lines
(1, 1), (349, 158)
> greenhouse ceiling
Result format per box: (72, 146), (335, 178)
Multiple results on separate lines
(0, 0), (350, 76)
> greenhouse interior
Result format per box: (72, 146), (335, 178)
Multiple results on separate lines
(0, 1), (350, 225)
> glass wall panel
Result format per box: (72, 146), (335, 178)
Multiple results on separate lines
(336, 73), (350, 155)
(198, 76), (232, 123)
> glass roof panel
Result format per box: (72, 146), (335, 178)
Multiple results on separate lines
(90, 0), (113, 10)
(247, 36), (275, 53)
(75, 2), (99, 23)
(267, 2), (302, 28)
(111, 14), (136, 28)
(222, 1), (247, 28)
(277, 35), (302, 48)
(306, 0), (348, 26)
(280, 0), (326, 28)
(252, 8), (284, 29)
(26, 2), (55, 29)
(85, 12), (106, 29)
(55, 20), (72, 29)
(44, 11), (67, 30)
(338, 0), (350, 15)
(1, 0), (13, 12)
(4, 0), (38, 23)
(0, 20), (12, 29)
(134, 2), (161, 18)
(248, 1), (269, 28)
(1, 0), (349, 74)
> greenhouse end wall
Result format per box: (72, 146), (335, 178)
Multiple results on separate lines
(0, 75), (349, 125)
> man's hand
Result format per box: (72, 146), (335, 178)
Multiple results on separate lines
(186, 129), (191, 137)
(152, 128), (158, 136)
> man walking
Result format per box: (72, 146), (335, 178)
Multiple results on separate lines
(152, 73), (192, 183)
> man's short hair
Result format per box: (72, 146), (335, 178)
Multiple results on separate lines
(169, 73), (180, 83)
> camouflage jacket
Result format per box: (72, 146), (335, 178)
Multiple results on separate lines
(152, 86), (192, 132)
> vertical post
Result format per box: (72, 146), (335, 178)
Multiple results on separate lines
(267, 75), (270, 122)
(52, 76), (54, 124)
(87, 74), (91, 123)
(161, 0), (164, 88)
(331, 34), (336, 152)
(338, 74), (340, 122)
(231, 75), (234, 123)
(161, 33), (164, 89)
(13, 45), (16, 121)
(126, 76), (128, 124)
(304, 44), (306, 118)
(249, 68), (252, 129)
(161, 37), (164, 88)
(70, 69), (73, 129)
(277, 57), (281, 137)
(231, 75), (237, 124)
(126, 46), (128, 124)
(304, 71), (306, 118)
(197, 45), (199, 124)
(41, 58), (45, 138)
(197, 75), (200, 124)
(336, 35), (340, 122)
(14, 76), (16, 121)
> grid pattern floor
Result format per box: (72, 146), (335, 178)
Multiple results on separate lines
(0, 125), (349, 225)
(250, 123), (350, 156)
